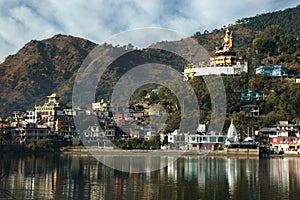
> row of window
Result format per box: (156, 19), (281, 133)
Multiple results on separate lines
(84, 131), (114, 137)
(26, 136), (44, 140)
(190, 136), (226, 143)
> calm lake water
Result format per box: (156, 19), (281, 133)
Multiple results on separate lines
(1, 154), (300, 200)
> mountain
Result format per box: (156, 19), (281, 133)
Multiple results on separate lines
(0, 5), (299, 117)
(0, 34), (96, 115)
(0, 34), (187, 116)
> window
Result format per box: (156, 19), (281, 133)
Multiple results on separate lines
(210, 137), (216, 142)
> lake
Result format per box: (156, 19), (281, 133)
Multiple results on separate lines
(1, 154), (300, 200)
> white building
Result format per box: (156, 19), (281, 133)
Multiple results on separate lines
(11, 126), (51, 144)
(167, 129), (188, 150)
(188, 134), (227, 151)
(92, 99), (111, 111)
(63, 106), (87, 116)
(226, 120), (238, 143)
(25, 110), (35, 123)
(83, 125), (110, 147)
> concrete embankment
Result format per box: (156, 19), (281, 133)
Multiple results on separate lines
(2, 145), (299, 158)
(60, 147), (300, 158)
(59, 147), (257, 157)
(0, 144), (28, 153)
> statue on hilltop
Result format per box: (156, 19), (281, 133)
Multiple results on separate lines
(222, 29), (233, 51)
(216, 29), (233, 54)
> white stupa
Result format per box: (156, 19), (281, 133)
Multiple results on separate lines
(226, 119), (237, 143)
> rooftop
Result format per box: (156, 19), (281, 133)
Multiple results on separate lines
(47, 93), (60, 99)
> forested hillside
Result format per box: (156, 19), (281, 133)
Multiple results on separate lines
(236, 5), (300, 35)
(134, 5), (300, 134)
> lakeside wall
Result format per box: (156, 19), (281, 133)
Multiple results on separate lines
(0, 144), (28, 153)
(2, 145), (300, 158)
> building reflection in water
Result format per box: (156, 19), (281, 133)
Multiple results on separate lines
(1, 155), (300, 199)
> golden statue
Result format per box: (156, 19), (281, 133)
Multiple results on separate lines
(211, 29), (236, 66)
(221, 29), (233, 51)
(216, 29), (233, 54)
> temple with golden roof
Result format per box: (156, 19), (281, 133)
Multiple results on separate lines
(183, 29), (248, 79)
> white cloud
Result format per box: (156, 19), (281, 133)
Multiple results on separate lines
(0, 0), (299, 62)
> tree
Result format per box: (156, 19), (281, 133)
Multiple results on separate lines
(261, 25), (285, 39)
(148, 135), (161, 149)
(149, 93), (159, 104)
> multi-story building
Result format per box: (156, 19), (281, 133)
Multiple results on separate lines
(188, 134), (227, 151)
(11, 126), (51, 144)
(92, 99), (111, 112)
(167, 129), (188, 150)
(255, 65), (294, 77)
(25, 110), (35, 123)
(55, 115), (78, 145)
(259, 121), (300, 151)
(83, 125), (109, 147)
(63, 106), (87, 116)
(34, 93), (63, 129)
(240, 104), (260, 117)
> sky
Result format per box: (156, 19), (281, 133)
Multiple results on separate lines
(0, 0), (299, 62)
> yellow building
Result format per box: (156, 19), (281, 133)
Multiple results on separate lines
(34, 93), (63, 129)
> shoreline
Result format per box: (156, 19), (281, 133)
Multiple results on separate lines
(2, 144), (300, 158)
(59, 147), (300, 158)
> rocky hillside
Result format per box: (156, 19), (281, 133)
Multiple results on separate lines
(0, 34), (96, 115)
(0, 33), (189, 116)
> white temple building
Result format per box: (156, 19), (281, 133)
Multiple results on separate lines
(226, 120), (238, 143)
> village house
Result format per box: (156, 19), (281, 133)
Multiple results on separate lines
(11, 125), (51, 144)
(255, 65), (295, 77)
(258, 121), (300, 152)
(187, 134), (227, 151)
(83, 125), (107, 147)
(167, 129), (188, 150)
(240, 104), (260, 117)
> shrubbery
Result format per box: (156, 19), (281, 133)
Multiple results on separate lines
(26, 139), (59, 152)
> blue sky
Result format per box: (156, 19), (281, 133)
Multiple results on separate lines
(0, 0), (299, 62)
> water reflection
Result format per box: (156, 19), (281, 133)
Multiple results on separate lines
(1, 155), (300, 199)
